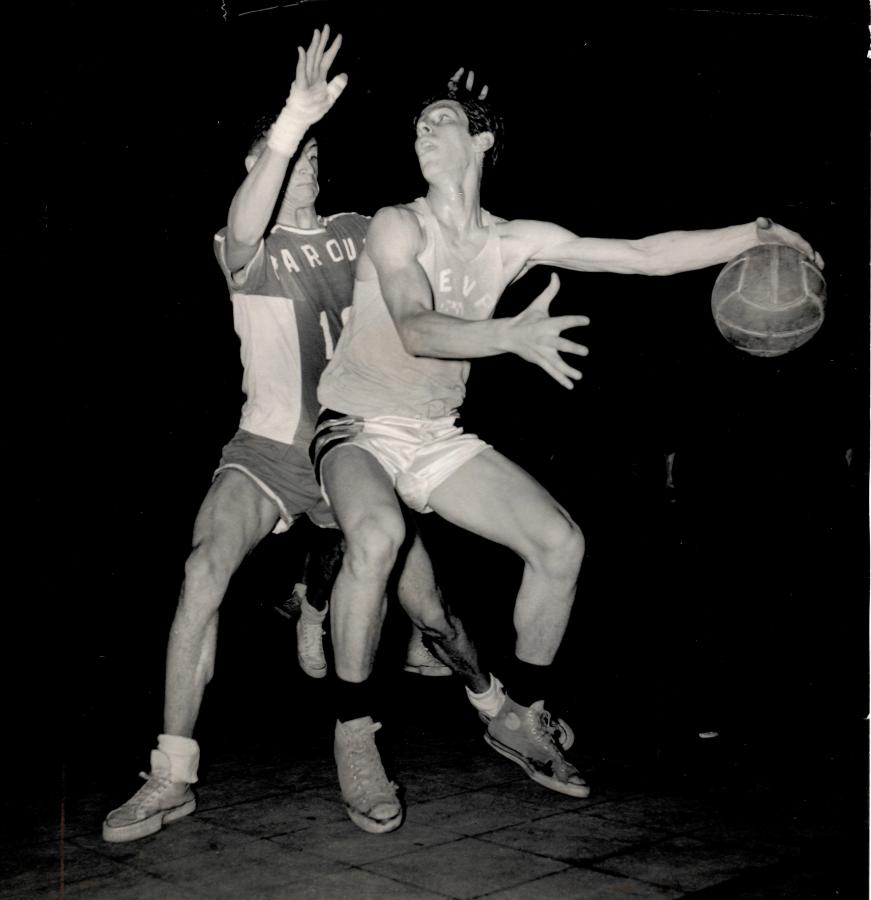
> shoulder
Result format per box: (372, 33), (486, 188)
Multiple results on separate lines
(492, 218), (577, 282)
(481, 208), (508, 226)
(495, 218), (559, 239)
(324, 211), (371, 229)
(368, 205), (426, 255)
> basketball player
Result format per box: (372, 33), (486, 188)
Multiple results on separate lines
(312, 73), (823, 832)
(101, 26), (463, 843)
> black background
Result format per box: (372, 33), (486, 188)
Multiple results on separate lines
(44, 1), (868, 776)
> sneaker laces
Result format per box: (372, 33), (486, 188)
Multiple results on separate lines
(527, 702), (565, 758)
(298, 617), (326, 661)
(343, 722), (397, 801)
(127, 769), (173, 812)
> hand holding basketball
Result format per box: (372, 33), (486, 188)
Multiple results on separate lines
(755, 217), (824, 270)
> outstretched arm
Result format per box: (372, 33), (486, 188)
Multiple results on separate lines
(509, 216), (824, 278)
(224, 25), (347, 273)
(367, 207), (590, 390)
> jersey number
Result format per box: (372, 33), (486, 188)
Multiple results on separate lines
(319, 308), (350, 360)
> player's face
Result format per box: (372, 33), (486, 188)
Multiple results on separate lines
(283, 138), (320, 205)
(415, 101), (475, 178)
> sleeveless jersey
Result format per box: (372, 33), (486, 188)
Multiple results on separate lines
(213, 212), (368, 445)
(318, 198), (508, 419)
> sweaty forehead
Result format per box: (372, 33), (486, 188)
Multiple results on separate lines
(417, 100), (469, 125)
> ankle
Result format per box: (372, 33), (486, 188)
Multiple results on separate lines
(466, 674), (505, 718)
(157, 734), (200, 783)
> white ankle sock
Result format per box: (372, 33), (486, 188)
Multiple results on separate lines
(157, 733), (200, 783)
(466, 674), (506, 718)
(300, 596), (328, 622)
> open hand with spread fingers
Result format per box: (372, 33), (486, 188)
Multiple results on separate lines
(267, 25), (348, 155)
(504, 273), (590, 390)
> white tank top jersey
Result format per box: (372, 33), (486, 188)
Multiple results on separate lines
(317, 198), (509, 420)
(213, 212), (369, 446)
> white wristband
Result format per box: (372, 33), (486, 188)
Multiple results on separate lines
(266, 105), (308, 156)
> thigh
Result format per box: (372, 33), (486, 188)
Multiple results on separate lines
(321, 445), (404, 536)
(427, 448), (574, 560)
(192, 469), (280, 564)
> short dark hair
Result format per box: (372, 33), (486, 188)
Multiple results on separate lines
(247, 113), (275, 157)
(416, 85), (504, 167)
(245, 115), (317, 166)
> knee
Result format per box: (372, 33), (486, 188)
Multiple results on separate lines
(408, 604), (454, 639)
(179, 543), (231, 617)
(534, 512), (585, 578)
(343, 511), (405, 582)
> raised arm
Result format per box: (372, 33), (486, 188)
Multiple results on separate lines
(367, 207), (590, 389)
(509, 216), (824, 278)
(224, 25), (347, 273)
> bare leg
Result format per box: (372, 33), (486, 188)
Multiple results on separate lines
(164, 470), (279, 736)
(321, 447), (406, 683)
(426, 450), (588, 798)
(397, 528), (489, 694)
(103, 470), (283, 843)
(428, 449), (584, 665)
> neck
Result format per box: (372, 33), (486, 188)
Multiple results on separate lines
(424, 167), (484, 234)
(276, 200), (319, 229)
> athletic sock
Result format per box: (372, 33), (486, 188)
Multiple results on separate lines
(465, 674), (506, 718)
(157, 733), (200, 783)
(505, 658), (552, 709)
(300, 594), (328, 622)
(334, 677), (376, 724)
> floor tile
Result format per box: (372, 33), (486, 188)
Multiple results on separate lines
(588, 794), (718, 833)
(598, 834), (783, 893)
(484, 866), (685, 899)
(364, 836), (568, 899)
(194, 788), (346, 837)
(0, 841), (128, 897)
(247, 867), (453, 899)
(479, 809), (671, 862)
(68, 817), (261, 866)
(268, 816), (461, 865)
(405, 789), (557, 836)
(139, 840), (350, 897)
(59, 872), (205, 900)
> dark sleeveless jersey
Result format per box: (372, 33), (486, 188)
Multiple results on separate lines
(214, 212), (368, 445)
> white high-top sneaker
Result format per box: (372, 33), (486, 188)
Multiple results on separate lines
(102, 749), (196, 843)
(334, 717), (403, 834)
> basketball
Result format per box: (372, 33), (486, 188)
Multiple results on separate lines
(711, 243), (826, 357)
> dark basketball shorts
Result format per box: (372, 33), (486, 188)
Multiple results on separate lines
(310, 409), (490, 514)
(215, 428), (336, 533)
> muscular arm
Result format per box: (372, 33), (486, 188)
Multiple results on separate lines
(509, 217), (823, 277)
(224, 26), (347, 274)
(368, 207), (589, 389)
(225, 148), (299, 274)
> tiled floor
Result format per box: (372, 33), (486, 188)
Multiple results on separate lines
(12, 640), (866, 899)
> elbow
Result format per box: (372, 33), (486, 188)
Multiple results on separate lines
(396, 315), (433, 357)
(632, 243), (679, 277)
(228, 226), (261, 252)
(397, 323), (424, 357)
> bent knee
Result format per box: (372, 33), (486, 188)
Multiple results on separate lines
(531, 511), (584, 574)
(343, 511), (406, 579)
